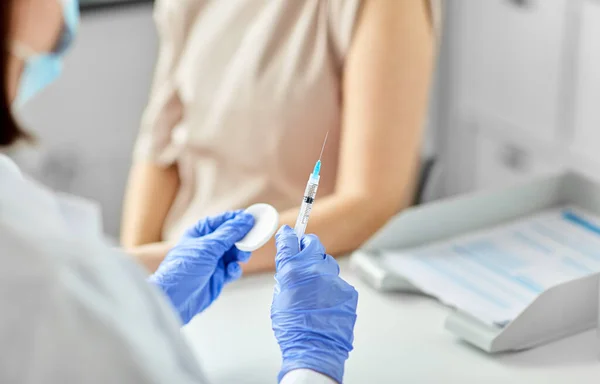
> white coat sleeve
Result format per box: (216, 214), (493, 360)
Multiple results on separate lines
(0, 164), (339, 384)
(0, 224), (210, 383)
(281, 369), (338, 383)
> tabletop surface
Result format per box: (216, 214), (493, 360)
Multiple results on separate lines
(183, 259), (600, 384)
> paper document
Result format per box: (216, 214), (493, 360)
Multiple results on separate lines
(381, 206), (600, 327)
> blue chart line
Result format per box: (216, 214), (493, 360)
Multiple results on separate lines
(562, 210), (600, 237)
(454, 245), (544, 294)
(512, 231), (552, 254)
(532, 222), (600, 262)
(561, 257), (591, 274)
(452, 247), (535, 303)
(417, 256), (510, 309)
(464, 241), (526, 268)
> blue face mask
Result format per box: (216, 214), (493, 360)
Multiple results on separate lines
(11, 0), (80, 107)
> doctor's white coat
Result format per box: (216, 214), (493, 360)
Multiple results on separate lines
(0, 155), (333, 384)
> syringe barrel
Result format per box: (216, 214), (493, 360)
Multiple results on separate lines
(293, 174), (320, 243)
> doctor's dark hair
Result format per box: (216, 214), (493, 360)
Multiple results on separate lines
(0, 2), (29, 147)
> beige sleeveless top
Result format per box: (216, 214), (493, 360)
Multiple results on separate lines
(135, 0), (440, 241)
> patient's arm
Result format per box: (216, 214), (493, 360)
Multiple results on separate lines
(242, 0), (435, 273)
(126, 241), (174, 274)
(121, 162), (179, 271)
(123, 0), (433, 275)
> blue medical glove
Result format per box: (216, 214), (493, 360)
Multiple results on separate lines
(271, 225), (359, 383)
(149, 210), (254, 325)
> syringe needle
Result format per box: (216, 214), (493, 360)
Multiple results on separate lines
(296, 131), (328, 243)
(318, 131), (329, 161)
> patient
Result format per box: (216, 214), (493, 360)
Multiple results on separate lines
(122, 0), (437, 273)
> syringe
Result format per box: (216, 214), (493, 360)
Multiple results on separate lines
(294, 132), (329, 246)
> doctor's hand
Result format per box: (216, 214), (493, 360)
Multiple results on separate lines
(148, 210), (254, 325)
(271, 226), (358, 384)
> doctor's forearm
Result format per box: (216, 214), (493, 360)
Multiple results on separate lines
(242, 192), (408, 274)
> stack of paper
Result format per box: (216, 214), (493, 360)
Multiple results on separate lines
(381, 206), (600, 327)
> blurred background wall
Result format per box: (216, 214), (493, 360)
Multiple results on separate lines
(437, 0), (600, 197)
(8, 0), (600, 238)
(10, 3), (157, 237)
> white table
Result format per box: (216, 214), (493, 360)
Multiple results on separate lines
(183, 260), (600, 383)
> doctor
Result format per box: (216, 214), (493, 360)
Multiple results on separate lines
(0, 1), (358, 383)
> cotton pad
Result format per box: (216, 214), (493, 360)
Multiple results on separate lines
(235, 203), (279, 252)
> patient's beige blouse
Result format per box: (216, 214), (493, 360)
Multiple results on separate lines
(135, 0), (440, 242)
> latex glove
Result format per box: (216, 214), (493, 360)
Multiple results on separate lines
(271, 225), (359, 383)
(149, 210), (254, 325)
